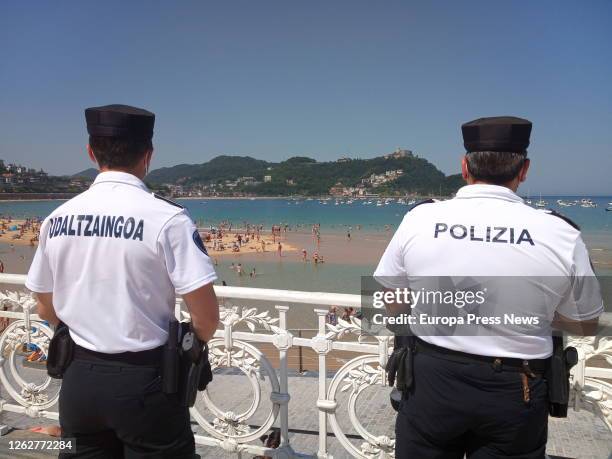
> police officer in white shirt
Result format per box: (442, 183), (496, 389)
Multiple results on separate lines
(374, 116), (603, 458)
(26, 104), (220, 458)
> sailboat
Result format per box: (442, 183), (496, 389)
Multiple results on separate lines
(534, 193), (547, 208)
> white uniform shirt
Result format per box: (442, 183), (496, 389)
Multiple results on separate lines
(26, 171), (218, 353)
(374, 184), (603, 359)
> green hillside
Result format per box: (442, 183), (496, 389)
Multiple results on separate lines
(147, 153), (464, 196)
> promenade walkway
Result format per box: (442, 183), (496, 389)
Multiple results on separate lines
(1, 371), (610, 458)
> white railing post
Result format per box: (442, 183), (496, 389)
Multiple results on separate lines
(274, 306), (292, 450)
(313, 309), (333, 459)
(24, 303), (31, 345)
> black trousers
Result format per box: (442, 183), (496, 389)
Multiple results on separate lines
(58, 357), (195, 458)
(396, 352), (549, 459)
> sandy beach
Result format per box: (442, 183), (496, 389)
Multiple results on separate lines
(0, 226), (609, 329)
(0, 215), (390, 266)
(0, 218), (41, 248)
(1, 221), (610, 275)
(202, 228), (392, 268)
(202, 229), (298, 257)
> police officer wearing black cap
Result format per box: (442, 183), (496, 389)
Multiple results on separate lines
(375, 116), (603, 458)
(26, 104), (220, 458)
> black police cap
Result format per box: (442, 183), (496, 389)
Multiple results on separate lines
(85, 104), (155, 140)
(462, 116), (532, 154)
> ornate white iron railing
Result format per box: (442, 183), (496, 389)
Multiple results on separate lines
(0, 273), (609, 458)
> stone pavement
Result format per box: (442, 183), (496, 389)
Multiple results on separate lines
(0, 371), (610, 458)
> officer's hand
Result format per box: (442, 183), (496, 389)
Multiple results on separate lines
(182, 283), (220, 342)
(34, 292), (60, 326)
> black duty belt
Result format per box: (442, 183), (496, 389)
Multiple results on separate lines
(73, 344), (163, 367)
(415, 337), (550, 375)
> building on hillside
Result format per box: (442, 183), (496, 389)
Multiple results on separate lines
(329, 182), (345, 196)
(362, 169), (404, 188)
(264, 175), (272, 183)
(237, 176), (257, 186)
(384, 148), (413, 160)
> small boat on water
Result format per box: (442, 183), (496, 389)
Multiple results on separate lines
(534, 199), (547, 208)
(531, 192), (547, 208)
(580, 198), (597, 208)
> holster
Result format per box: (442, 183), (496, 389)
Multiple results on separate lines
(387, 335), (415, 411)
(46, 322), (75, 379)
(546, 335), (578, 418)
(161, 320), (180, 394)
(161, 320), (213, 407)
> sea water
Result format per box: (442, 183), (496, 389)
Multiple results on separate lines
(1, 196), (611, 233)
(1, 196), (610, 294)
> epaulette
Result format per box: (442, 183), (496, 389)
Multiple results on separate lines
(545, 209), (580, 231)
(408, 199), (436, 212)
(153, 193), (184, 209)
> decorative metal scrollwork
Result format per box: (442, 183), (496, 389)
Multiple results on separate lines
(0, 319), (57, 411)
(568, 335), (612, 430)
(326, 354), (395, 458)
(0, 281), (608, 458)
(190, 338), (281, 444)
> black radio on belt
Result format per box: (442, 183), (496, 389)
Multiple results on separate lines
(161, 320), (213, 407)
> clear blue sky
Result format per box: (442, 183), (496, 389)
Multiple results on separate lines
(1, 1), (610, 194)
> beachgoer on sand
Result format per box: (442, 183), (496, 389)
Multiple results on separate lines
(326, 306), (338, 326)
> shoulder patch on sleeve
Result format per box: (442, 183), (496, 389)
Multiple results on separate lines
(408, 199), (436, 212)
(192, 230), (208, 255)
(546, 209), (580, 231)
(153, 193), (184, 209)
